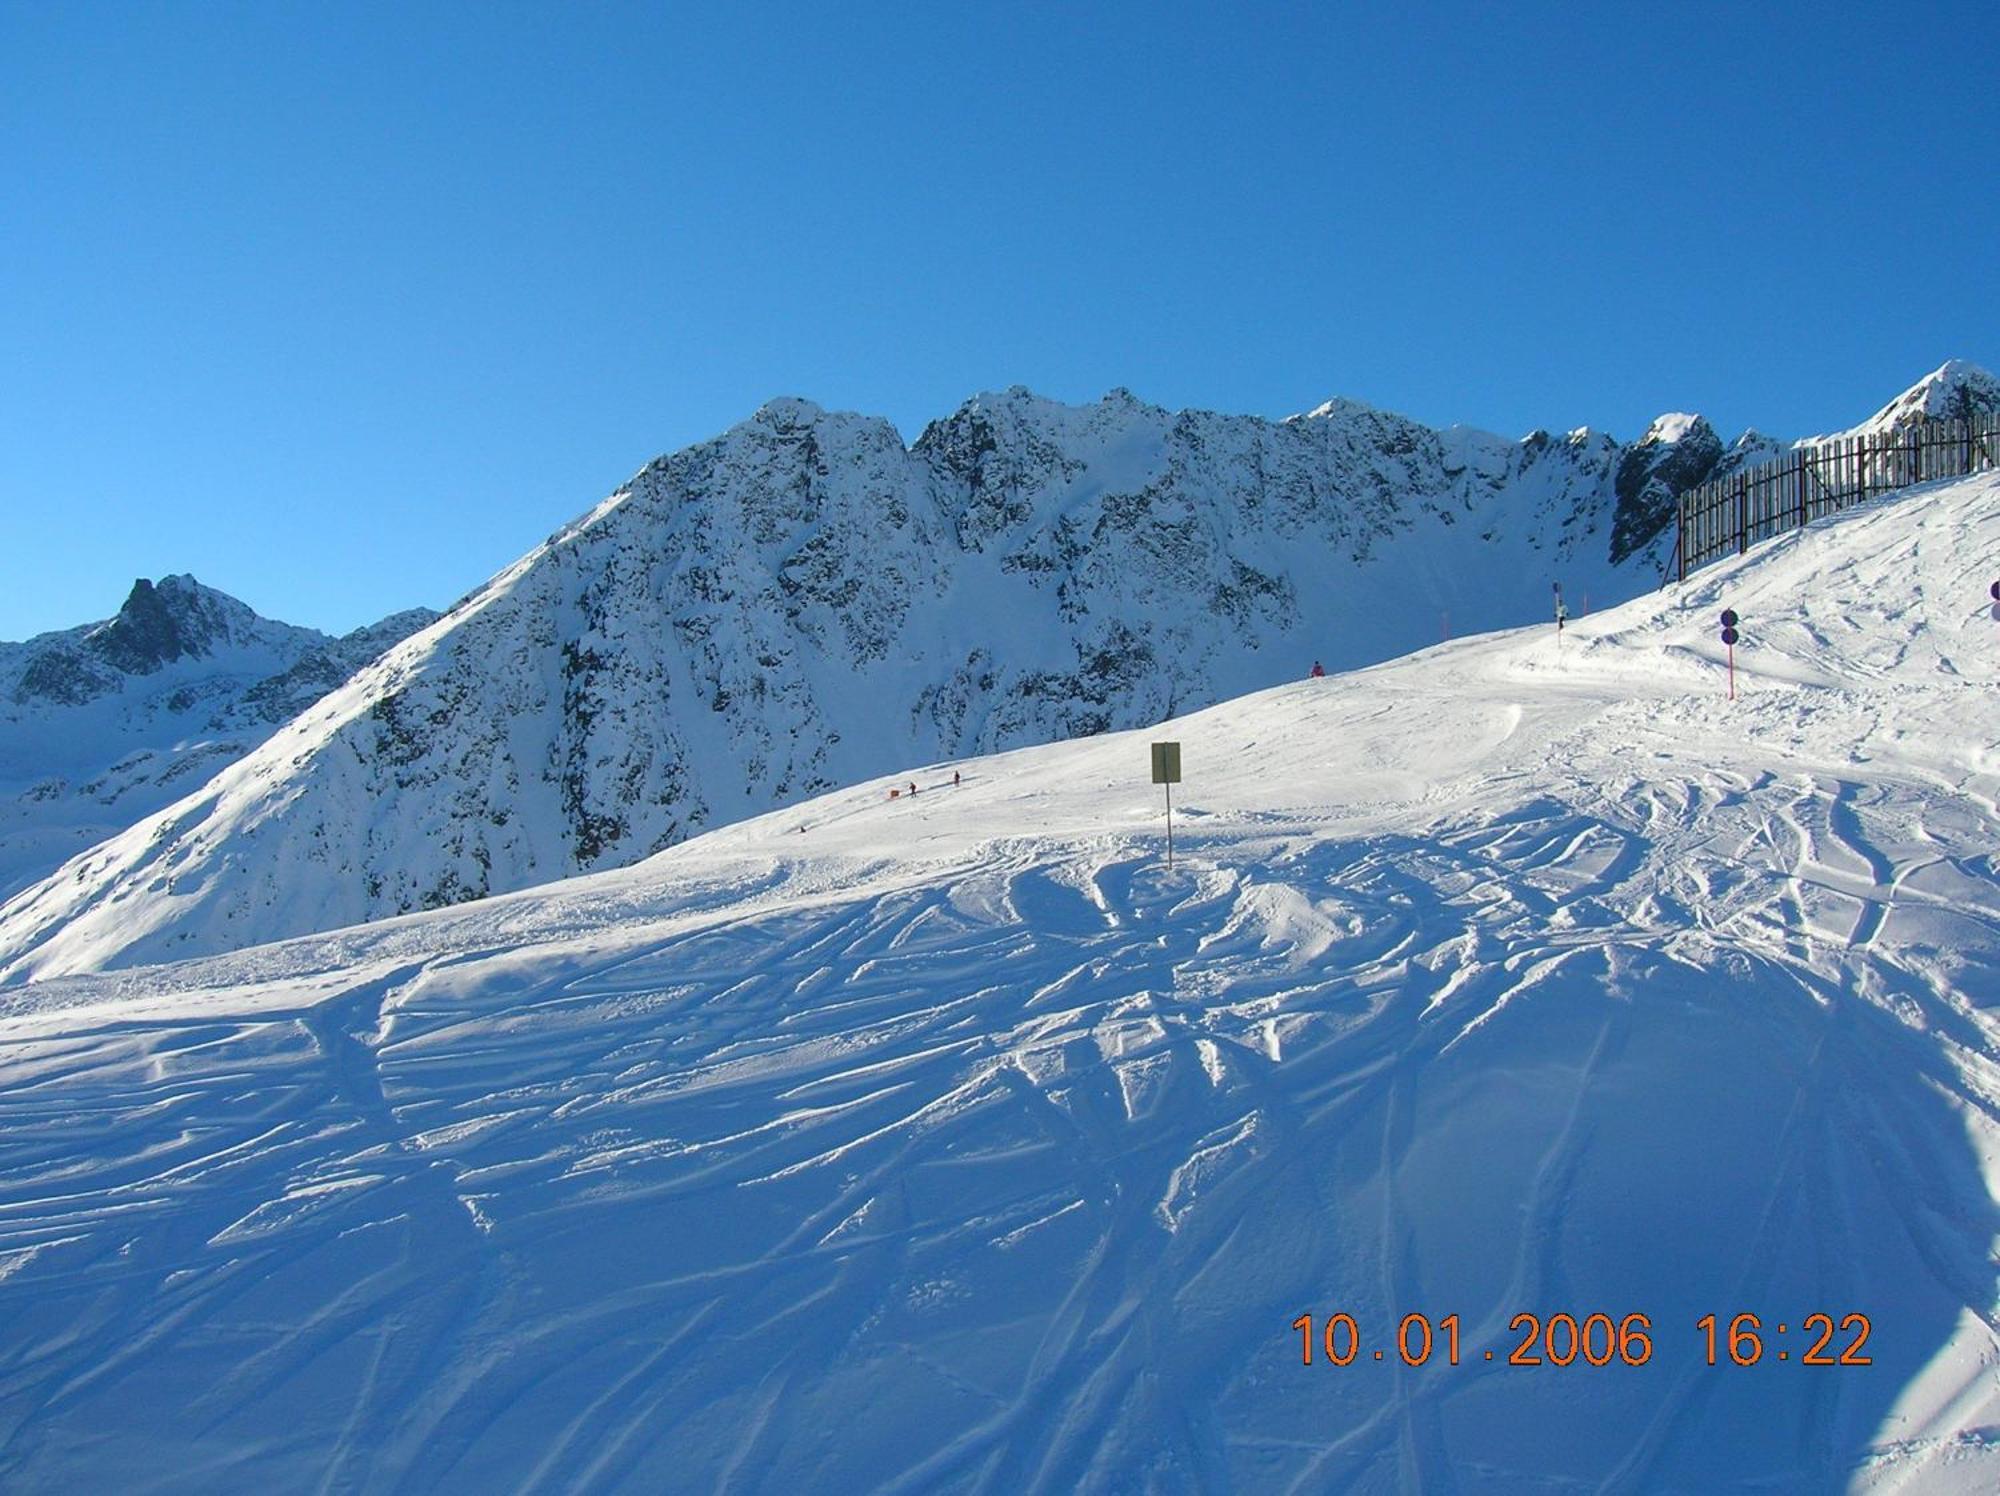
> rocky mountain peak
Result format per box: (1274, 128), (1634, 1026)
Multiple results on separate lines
(1852, 359), (2000, 435)
(6, 574), (267, 706)
(751, 396), (829, 430)
(81, 575), (237, 675)
(1293, 395), (1387, 423)
(1608, 412), (1726, 565)
(1637, 412), (1714, 448)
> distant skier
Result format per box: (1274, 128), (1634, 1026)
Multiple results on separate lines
(1309, 660), (1326, 678)
(908, 781), (918, 797)
(953, 770), (961, 787)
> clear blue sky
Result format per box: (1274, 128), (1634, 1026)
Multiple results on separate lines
(5, 1), (1996, 640)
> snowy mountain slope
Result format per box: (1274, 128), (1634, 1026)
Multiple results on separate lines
(0, 578), (439, 900)
(0, 470), (1995, 1491)
(9, 373), (1966, 978)
(1838, 359), (2000, 438)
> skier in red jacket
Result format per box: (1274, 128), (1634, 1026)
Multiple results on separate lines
(1309, 660), (1326, 678)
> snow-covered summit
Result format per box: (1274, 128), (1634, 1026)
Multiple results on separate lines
(1844, 358), (2000, 436)
(1642, 410), (1704, 445)
(1293, 393), (1392, 423)
(751, 394), (830, 426)
(1608, 410), (1725, 562)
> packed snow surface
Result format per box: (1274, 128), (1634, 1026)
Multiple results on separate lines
(0, 475), (1997, 1491)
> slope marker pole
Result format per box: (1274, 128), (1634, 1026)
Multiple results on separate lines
(1151, 742), (1182, 870)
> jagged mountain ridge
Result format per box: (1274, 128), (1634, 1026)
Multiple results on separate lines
(0, 577), (440, 899)
(0, 364), (1986, 979)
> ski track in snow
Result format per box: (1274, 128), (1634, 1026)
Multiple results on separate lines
(0, 477), (1996, 1491)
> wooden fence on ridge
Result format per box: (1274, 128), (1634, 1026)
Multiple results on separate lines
(1675, 410), (2000, 581)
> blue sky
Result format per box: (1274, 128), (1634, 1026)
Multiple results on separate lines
(4, 1), (1996, 639)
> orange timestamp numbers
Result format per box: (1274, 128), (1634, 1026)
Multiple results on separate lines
(1293, 1312), (1653, 1367)
(1291, 1311), (1872, 1369)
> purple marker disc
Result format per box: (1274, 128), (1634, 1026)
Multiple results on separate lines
(1721, 626), (1739, 645)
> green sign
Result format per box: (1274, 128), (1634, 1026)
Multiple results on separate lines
(1151, 741), (1181, 785)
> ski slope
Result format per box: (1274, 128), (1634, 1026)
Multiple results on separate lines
(0, 475), (1997, 1492)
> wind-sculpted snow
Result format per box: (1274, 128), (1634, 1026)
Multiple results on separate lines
(0, 472), (1996, 1489)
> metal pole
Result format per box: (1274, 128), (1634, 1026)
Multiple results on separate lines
(1165, 780), (1174, 868)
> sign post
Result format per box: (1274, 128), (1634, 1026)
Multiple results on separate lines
(1151, 741), (1182, 868)
(1720, 608), (1740, 700)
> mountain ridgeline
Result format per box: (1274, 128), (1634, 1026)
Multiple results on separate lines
(1, 362), (1992, 978)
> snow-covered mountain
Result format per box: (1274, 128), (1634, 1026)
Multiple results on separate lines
(0, 577), (439, 899)
(0, 366), (1981, 978)
(1608, 410), (1780, 564)
(0, 469), (1995, 1491)
(1839, 357), (2000, 436)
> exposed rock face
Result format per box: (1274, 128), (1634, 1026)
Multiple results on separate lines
(12, 576), (289, 707)
(1610, 414), (1727, 564)
(2, 366), (1974, 978)
(86, 577), (223, 675)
